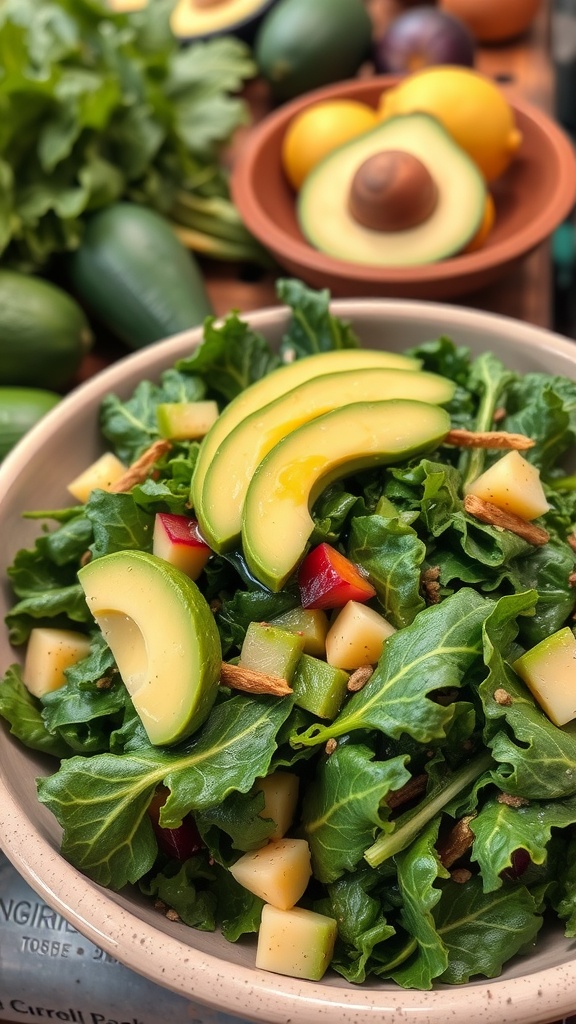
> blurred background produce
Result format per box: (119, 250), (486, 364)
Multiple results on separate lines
(0, 0), (567, 461)
(373, 5), (476, 73)
(253, 0), (373, 100)
(439, 0), (543, 43)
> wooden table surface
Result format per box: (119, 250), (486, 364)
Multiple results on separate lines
(2, 5), (571, 1024)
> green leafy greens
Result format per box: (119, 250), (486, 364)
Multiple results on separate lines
(2, 279), (576, 990)
(0, 0), (257, 269)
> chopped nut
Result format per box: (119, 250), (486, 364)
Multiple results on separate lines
(347, 665), (373, 692)
(110, 439), (172, 493)
(387, 773), (428, 810)
(464, 494), (549, 546)
(494, 687), (513, 706)
(165, 908), (180, 922)
(96, 675), (113, 690)
(325, 738), (338, 755)
(451, 867), (473, 884)
(497, 792), (530, 808)
(421, 565), (441, 605)
(437, 816), (475, 869)
(569, 571), (576, 588)
(154, 899), (167, 912)
(220, 662), (293, 697)
(209, 598), (222, 614)
(446, 428), (535, 451)
(421, 566), (441, 583)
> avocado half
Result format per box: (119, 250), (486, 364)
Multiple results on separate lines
(107, 0), (277, 43)
(297, 112), (487, 267)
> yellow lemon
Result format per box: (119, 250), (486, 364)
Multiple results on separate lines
(281, 99), (379, 190)
(378, 66), (522, 181)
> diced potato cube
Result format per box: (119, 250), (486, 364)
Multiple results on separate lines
(67, 452), (126, 503)
(465, 450), (550, 521)
(268, 607), (330, 657)
(156, 401), (219, 441)
(256, 904), (337, 981)
(255, 772), (300, 840)
(23, 628), (91, 698)
(325, 600), (395, 669)
(229, 838), (312, 910)
(513, 626), (576, 726)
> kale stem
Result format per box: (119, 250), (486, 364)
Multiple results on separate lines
(364, 750), (493, 868)
(461, 357), (514, 491)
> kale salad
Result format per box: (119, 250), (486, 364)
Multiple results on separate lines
(2, 278), (576, 989)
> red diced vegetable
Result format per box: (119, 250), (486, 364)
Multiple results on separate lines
(298, 543), (376, 610)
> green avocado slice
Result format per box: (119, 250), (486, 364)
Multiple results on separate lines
(298, 112), (486, 267)
(198, 366), (455, 552)
(190, 347), (420, 529)
(78, 550), (221, 746)
(241, 398), (451, 591)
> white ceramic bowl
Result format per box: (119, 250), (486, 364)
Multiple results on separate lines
(2, 299), (576, 1024)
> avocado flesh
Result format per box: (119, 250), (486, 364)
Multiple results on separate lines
(171, 0), (272, 38)
(78, 550), (221, 746)
(242, 398), (450, 591)
(191, 348), (420, 527)
(298, 112), (486, 267)
(198, 366), (455, 552)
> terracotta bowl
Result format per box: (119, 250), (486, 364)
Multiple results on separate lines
(2, 298), (576, 1024)
(231, 76), (576, 299)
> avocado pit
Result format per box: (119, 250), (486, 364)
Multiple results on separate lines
(348, 149), (438, 232)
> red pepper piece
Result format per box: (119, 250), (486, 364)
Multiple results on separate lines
(298, 542), (376, 610)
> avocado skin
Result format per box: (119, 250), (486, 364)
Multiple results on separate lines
(254, 0), (373, 100)
(67, 203), (214, 351)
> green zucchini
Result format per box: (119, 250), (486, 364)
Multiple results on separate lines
(0, 387), (61, 460)
(0, 271), (93, 390)
(67, 203), (215, 351)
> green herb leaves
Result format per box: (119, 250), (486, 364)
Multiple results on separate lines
(0, 0), (256, 269)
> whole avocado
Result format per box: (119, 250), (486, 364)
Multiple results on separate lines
(255, 0), (373, 101)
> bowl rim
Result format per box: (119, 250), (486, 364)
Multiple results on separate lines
(231, 75), (576, 287)
(3, 297), (576, 1024)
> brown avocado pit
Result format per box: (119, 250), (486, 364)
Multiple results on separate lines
(348, 149), (438, 232)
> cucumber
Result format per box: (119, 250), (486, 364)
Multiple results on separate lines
(0, 271), (93, 390)
(67, 203), (215, 351)
(0, 387), (60, 460)
(254, 0), (373, 100)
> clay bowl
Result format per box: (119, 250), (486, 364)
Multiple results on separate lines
(3, 299), (576, 1023)
(231, 76), (576, 299)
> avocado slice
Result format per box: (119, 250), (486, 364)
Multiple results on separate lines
(197, 365), (455, 552)
(78, 550), (221, 746)
(190, 348), (420, 529)
(242, 398), (451, 591)
(298, 112), (486, 267)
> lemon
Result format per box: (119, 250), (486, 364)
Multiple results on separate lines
(281, 99), (379, 190)
(378, 66), (522, 181)
(463, 193), (496, 253)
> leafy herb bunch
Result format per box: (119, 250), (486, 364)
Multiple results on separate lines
(0, 0), (256, 269)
